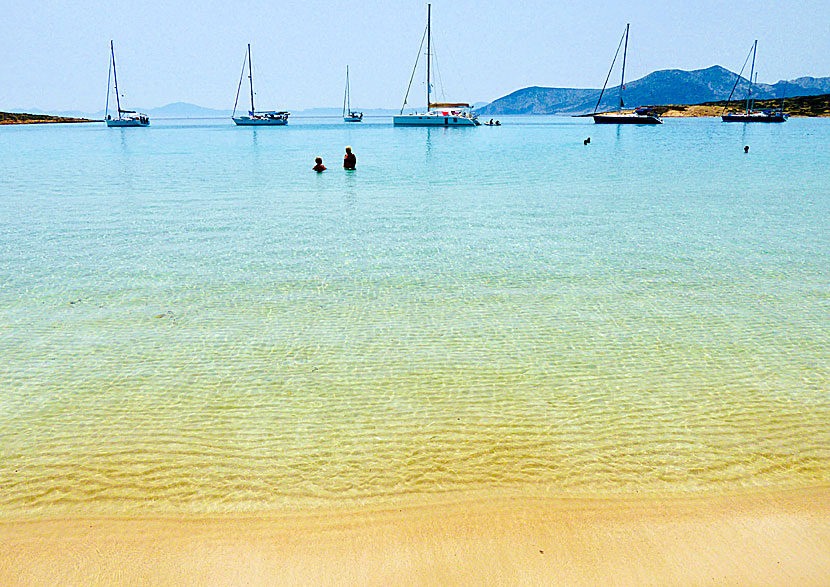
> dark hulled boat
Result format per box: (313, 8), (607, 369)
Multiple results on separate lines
(721, 40), (788, 123)
(592, 24), (662, 125)
(593, 107), (662, 124)
(722, 110), (788, 123)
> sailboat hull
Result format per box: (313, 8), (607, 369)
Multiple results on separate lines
(232, 116), (288, 126)
(721, 113), (787, 123)
(106, 119), (149, 127)
(393, 114), (479, 126)
(593, 114), (661, 125)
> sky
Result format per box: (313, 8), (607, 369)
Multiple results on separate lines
(1, 0), (828, 112)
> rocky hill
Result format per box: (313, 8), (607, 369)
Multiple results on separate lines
(476, 66), (830, 115)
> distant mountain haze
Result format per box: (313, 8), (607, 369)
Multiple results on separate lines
(476, 66), (830, 115)
(11, 103), (421, 119)
(13, 67), (830, 118)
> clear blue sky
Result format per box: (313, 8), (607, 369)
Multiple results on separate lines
(1, 0), (827, 112)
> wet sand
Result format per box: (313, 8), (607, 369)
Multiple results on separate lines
(2, 486), (828, 586)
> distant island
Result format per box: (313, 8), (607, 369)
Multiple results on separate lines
(1, 111), (94, 125)
(476, 66), (830, 116)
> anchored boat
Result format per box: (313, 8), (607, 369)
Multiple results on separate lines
(343, 66), (363, 122)
(232, 44), (289, 126)
(592, 24), (661, 125)
(393, 4), (479, 127)
(105, 41), (149, 127)
(721, 41), (788, 123)
(723, 110), (788, 123)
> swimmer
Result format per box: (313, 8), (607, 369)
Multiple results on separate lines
(343, 146), (356, 170)
(313, 157), (326, 172)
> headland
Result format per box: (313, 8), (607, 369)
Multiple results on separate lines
(656, 93), (830, 117)
(0, 111), (95, 124)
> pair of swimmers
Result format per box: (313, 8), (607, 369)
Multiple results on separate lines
(314, 147), (356, 172)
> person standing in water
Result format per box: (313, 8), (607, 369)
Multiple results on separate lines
(313, 157), (326, 172)
(343, 146), (356, 170)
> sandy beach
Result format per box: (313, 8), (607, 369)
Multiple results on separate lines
(2, 486), (828, 586)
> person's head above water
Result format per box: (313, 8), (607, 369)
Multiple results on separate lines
(315, 157), (323, 164)
(345, 147), (352, 154)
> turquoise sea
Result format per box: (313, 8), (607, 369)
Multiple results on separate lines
(0, 116), (828, 516)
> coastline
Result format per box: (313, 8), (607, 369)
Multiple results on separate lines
(656, 94), (830, 117)
(3, 486), (828, 586)
(0, 112), (95, 125)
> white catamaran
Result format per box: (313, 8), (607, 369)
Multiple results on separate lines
(393, 4), (479, 127)
(343, 66), (363, 122)
(592, 24), (662, 125)
(232, 44), (289, 126)
(105, 41), (149, 127)
(721, 40), (788, 123)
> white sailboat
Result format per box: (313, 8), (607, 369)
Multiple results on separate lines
(105, 41), (149, 127)
(592, 24), (661, 125)
(232, 44), (289, 126)
(393, 4), (479, 127)
(343, 66), (363, 122)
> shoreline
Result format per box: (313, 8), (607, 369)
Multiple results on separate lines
(3, 485), (828, 586)
(0, 112), (96, 125)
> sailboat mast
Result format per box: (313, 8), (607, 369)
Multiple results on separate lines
(111, 41), (122, 117)
(105, 50), (112, 119)
(746, 40), (757, 114)
(426, 4), (431, 109)
(345, 66), (350, 116)
(750, 72), (758, 111)
(248, 44), (255, 114)
(619, 24), (629, 111)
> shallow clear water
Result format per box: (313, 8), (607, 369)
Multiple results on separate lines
(0, 116), (828, 515)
